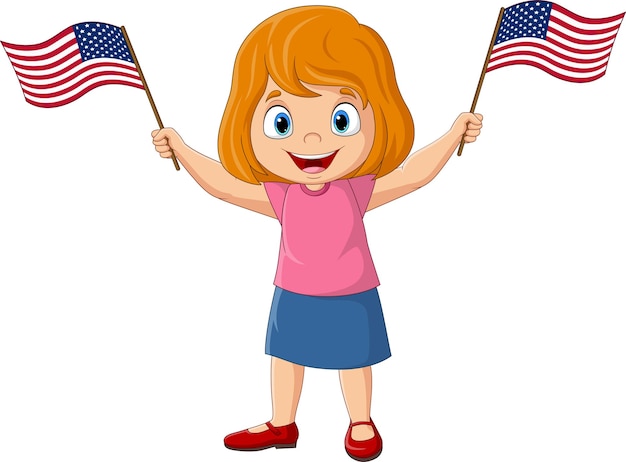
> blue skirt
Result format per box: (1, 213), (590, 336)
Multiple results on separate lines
(265, 287), (391, 369)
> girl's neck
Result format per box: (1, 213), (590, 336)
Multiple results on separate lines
(304, 183), (326, 191)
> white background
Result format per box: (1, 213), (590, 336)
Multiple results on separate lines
(1, 1), (624, 461)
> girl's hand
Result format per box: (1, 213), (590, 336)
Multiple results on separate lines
(453, 112), (483, 144)
(151, 127), (185, 159)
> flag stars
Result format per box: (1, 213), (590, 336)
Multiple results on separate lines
(496, 1), (552, 44)
(74, 22), (134, 63)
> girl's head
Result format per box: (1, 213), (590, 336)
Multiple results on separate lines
(218, 6), (414, 184)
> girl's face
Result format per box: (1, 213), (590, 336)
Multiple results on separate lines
(251, 76), (375, 185)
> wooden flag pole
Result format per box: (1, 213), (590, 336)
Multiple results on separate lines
(121, 26), (180, 171)
(457, 7), (505, 156)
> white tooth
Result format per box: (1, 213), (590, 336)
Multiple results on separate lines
(290, 151), (335, 160)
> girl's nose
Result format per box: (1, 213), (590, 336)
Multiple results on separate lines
(303, 132), (322, 144)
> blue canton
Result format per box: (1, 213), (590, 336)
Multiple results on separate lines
(496, 2), (553, 44)
(73, 22), (135, 63)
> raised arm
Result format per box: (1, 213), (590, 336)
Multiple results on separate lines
(367, 113), (483, 211)
(152, 128), (276, 218)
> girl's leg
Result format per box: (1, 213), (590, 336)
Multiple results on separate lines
(339, 366), (375, 440)
(249, 356), (305, 432)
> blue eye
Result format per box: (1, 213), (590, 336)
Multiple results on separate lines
(331, 103), (360, 136)
(263, 106), (292, 138)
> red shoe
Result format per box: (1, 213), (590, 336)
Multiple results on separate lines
(344, 420), (383, 461)
(224, 421), (298, 451)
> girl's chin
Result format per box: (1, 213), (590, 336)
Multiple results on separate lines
(299, 170), (343, 184)
(270, 164), (360, 184)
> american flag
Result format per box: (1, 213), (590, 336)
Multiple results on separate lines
(487, 2), (624, 82)
(2, 22), (144, 108)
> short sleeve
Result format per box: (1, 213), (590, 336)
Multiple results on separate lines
(348, 175), (376, 216)
(263, 182), (290, 223)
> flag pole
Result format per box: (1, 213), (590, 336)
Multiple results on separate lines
(121, 26), (180, 171)
(457, 7), (505, 156)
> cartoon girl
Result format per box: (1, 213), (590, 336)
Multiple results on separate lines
(152, 6), (482, 461)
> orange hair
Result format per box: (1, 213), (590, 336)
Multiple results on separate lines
(218, 6), (415, 184)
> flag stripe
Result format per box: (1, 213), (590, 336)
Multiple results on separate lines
(2, 22), (143, 108)
(491, 40), (612, 63)
(551, 2), (625, 25)
(488, 59), (606, 83)
(548, 24), (618, 46)
(8, 49), (82, 73)
(487, 2), (624, 83)
(6, 43), (80, 69)
(549, 15), (621, 37)
(21, 73), (143, 99)
(15, 60), (140, 84)
(1, 27), (75, 52)
(545, 36), (614, 56)
(490, 51), (608, 74)
(19, 66), (143, 92)
(4, 36), (77, 62)
(24, 79), (145, 108)
(491, 47), (609, 69)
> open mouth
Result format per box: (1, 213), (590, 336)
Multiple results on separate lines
(288, 150), (339, 174)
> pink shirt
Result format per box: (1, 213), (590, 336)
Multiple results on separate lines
(264, 175), (380, 296)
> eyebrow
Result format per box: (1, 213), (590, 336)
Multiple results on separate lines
(265, 87), (356, 101)
(266, 90), (282, 101)
(340, 88), (357, 98)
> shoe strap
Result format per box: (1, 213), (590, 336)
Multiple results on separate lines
(265, 421), (282, 436)
(349, 420), (374, 428)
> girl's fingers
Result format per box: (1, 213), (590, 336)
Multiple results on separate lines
(468, 113), (483, 124)
(156, 146), (173, 158)
(463, 112), (482, 142)
(151, 129), (169, 143)
(153, 137), (170, 146)
(154, 144), (172, 153)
